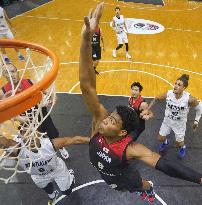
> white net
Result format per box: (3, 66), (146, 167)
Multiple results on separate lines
(0, 47), (57, 183)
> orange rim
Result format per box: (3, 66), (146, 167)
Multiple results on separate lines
(0, 39), (59, 123)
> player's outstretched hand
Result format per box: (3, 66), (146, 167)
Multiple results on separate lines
(81, 2), (104, 39)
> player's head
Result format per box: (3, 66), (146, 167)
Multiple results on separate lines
(115, 7), (121, 16)
(130, 82), (143, 98)
(2, 63), (19, 84)
(98, 105), (139, 137)
(174, 74), (189, 94)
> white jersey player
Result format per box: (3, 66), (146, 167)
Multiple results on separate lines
(0, 7), (25, 63)
(0, 134), (90, 205)
(149, 74), (202, 159)
(112, 7), (131, 59)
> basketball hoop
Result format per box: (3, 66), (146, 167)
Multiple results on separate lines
(0, 39), (59, 183)
(0, 39), (59, 123)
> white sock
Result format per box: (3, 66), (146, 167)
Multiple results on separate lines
(164, 139), (168, 144)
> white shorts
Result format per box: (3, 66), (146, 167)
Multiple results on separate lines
(116, 32), (128, 44)
(0, 29), (14, 39)
(159, 119), (186, 142)
(31, 157), (74, 191)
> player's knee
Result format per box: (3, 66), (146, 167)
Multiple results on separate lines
(116, 44), (123, 50)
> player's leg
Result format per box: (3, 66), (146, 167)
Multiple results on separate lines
(158, 121), (171, 152)
(173, 125), (186, 159)
(0, 33), (10, 63)
(54, 158), (75, 196)
(31, 175), (58, 205)
(112, 34), (123, 57)
(123, 32), (131, 59)
(6, 30), (25, 61)
(39, 107), (69, 159)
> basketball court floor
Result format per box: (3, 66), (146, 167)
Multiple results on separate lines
(0, 0), (202, 204)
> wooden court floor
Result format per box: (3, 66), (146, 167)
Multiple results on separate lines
(10, 0), (202, 99)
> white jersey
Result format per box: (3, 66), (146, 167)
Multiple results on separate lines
(113, 15), (125, 34)
(16, 136), (58, 176)
(0, 7), (9, 34)
(164, 90), (190, 123)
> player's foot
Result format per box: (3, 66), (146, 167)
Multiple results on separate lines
(112, 49), (117, 57)
(158, 139), (169, 153)
(4, 57), (10, 64)
(18, 54), (25, 61)
(145, 181), (156, 203)
(178, 145), (186, 159)
(48, 190), (59, 205)
(135, 181), (155, 203)
(59, 147), (69, 159)
(126, 52), (131, 59)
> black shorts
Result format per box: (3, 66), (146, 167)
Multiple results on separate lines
(101, 168), (143, 192)
(92, 46), (101, 60)
(38, 107), (59, 139)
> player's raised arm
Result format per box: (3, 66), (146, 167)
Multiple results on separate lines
(79, 3), (107, 124)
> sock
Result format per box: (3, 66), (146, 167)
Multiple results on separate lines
(164, 139), (168, 145)
(180, 145), (186, 149)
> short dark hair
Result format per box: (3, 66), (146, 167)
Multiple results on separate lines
(177, 74), (189, 88)
(130, 82), (143, 92)
(116, 105), (139, 134)
(115, 6), (120, 11)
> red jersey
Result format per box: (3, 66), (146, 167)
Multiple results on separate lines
(128, 95), (144, 111)
(89, 133), (133, 177)
(1, 79), (33, 95)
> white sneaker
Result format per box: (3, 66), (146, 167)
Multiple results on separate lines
(126, 53), (131, 59)
(112, 49), (117, 57)
(59, 147), (69, 159)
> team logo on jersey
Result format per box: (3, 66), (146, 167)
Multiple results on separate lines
(125, 18), (165, 34)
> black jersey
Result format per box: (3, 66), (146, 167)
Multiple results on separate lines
(89, 133), (143, 192)
(92, 27), (101, 47)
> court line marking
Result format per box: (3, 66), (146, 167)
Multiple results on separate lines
(60, 60), (202, 76)
(67, 68), (173, 94)
(54, 179), (167, 205)
(21, 15), (202, 33)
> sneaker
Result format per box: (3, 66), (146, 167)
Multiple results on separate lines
(112, 49), (117, 57)
(126, 53), (131, 59)
(48, 190), (59, 205)
(59, 147), (69, 159)
(69, 169), (75, 184)
(178, 145), (186, 159)
(4, 57), (10, 64)
(146, 181), (156, 203)
(135, 181), (155, 203)
(18, 55), (25, 61)
(158, 140), (169, 153)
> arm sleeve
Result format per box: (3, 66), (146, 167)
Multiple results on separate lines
(155, 157), (201, 184)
